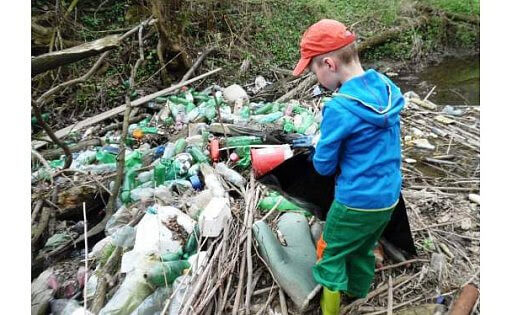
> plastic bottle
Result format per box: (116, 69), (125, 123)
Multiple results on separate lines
(183, 226), (200, 258)
(98, 272), (153, 315)
(125, 150), (143, 169)
(32, 113), (50, 125)
(187, 107), (204, 122)
(130, 187), (155, 201)
(137, 170), (153, 184)
(258, 195), (306, 212)
(215, 163), (246, 187)
(154, 163), (167, 186)
(131, 287), (171, 315)
(283, 117), (295, 133)
(225, 136), (262, 147)
(161, 250), (183, 262)
(172, 153), (193, 176)
(240, 106), (251, 119)
(155, 96), (167, 103)
(168, 100), (187, 125)
(165, 179), (193, 193)
(144, 260), (190, 287)
(187, 146), (209, 164)
(173, 138), (187, 155)
(255, 111), (283, 124)
(96, 149), (117, 164)
(254, 103), (274, 115)
(75, 150), (97, 166)
(167, 275), (191, 315)
(200, 163), (225, 197)
(296, 111), (314, 134)
(162, 142), (176, 159)
(80, 163), (117, 174)
(189, 175), (203, 190)
(121, 168), (138, 203)
(187, 164), (200, 177)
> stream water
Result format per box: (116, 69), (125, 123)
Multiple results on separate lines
(394, 54), (480, 105)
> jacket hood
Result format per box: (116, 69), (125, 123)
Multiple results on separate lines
(333, 69), (405, 128)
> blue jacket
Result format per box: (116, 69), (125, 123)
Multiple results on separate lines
(313, 69), (404, 210)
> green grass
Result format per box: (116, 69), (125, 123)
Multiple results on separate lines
(422, 0), (479, 16)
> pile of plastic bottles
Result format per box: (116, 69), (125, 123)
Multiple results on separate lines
(31, 84), (327, 315)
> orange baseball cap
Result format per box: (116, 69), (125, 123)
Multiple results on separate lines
(293, 19), (356, 76)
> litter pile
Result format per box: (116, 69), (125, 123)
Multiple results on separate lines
(31, 78), (480, 314)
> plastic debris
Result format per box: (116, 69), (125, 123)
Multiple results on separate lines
(198, 197), (231, 237)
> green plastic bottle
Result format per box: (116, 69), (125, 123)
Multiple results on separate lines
(120, 168), (138, 203)
(155, 96), (167, 103)
(145, 260), (190, 287)
(187, 146), (209, 164)
(161, 250), (183, 262)
(96, 150), (116, 164)
(296, 112), (314, 134)
(183, 226), (200, 258)
(283, 117), (295, 133)
(173, 138), (187, 155)
(138, 117), (151, 127)
(240, 106), (251, 119)
(254, 103), (274, 115)
(125, 151), (143, 169)
(256, 111), (283, 124)
(225, 136), (262, 147)
(258, 195), (308, 213)
(200, 101), (216, 121)
(49, 158), (65, 169)
(31, 113), (50, 125)
(169, 95), (190, 105)
(154, 163), (167, 186)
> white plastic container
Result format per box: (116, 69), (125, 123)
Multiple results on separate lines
(198, 197), (231, 237)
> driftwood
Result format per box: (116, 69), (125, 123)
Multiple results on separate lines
(276, 74), (316, 103)
(41, 138), (103, 160)
(32, 67), (222, 150)
(32, 35), (120, 76)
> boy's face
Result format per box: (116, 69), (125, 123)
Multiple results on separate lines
(310, 57), (341, 91)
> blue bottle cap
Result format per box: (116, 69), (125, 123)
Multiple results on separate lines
(154, 145), (165, 158)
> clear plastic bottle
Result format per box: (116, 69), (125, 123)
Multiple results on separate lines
(215, 163), (246, 187)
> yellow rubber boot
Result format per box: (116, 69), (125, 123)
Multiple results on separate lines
(320, 287), (341, 315)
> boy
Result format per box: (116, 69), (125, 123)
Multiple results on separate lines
(292, 19), (405, 314)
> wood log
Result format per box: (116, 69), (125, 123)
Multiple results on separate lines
(358, 16), (429, 53)
(32, 35), (120, 75)
(41, 138), (103, 160)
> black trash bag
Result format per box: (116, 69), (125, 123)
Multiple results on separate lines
(258, 149), (417, 257)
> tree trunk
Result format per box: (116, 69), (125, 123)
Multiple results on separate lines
(149, 0), (192, 85)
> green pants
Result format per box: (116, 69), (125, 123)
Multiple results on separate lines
(313, 200), (395, 298)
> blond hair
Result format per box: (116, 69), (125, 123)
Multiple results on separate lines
(312, 41), (359, 66)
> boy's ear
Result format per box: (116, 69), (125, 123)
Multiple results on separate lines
(323, 57), (338, 71)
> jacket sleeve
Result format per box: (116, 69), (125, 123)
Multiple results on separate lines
(313, 104), (353, 176)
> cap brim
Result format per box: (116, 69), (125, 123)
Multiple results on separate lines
(292, 57), (311, 76)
